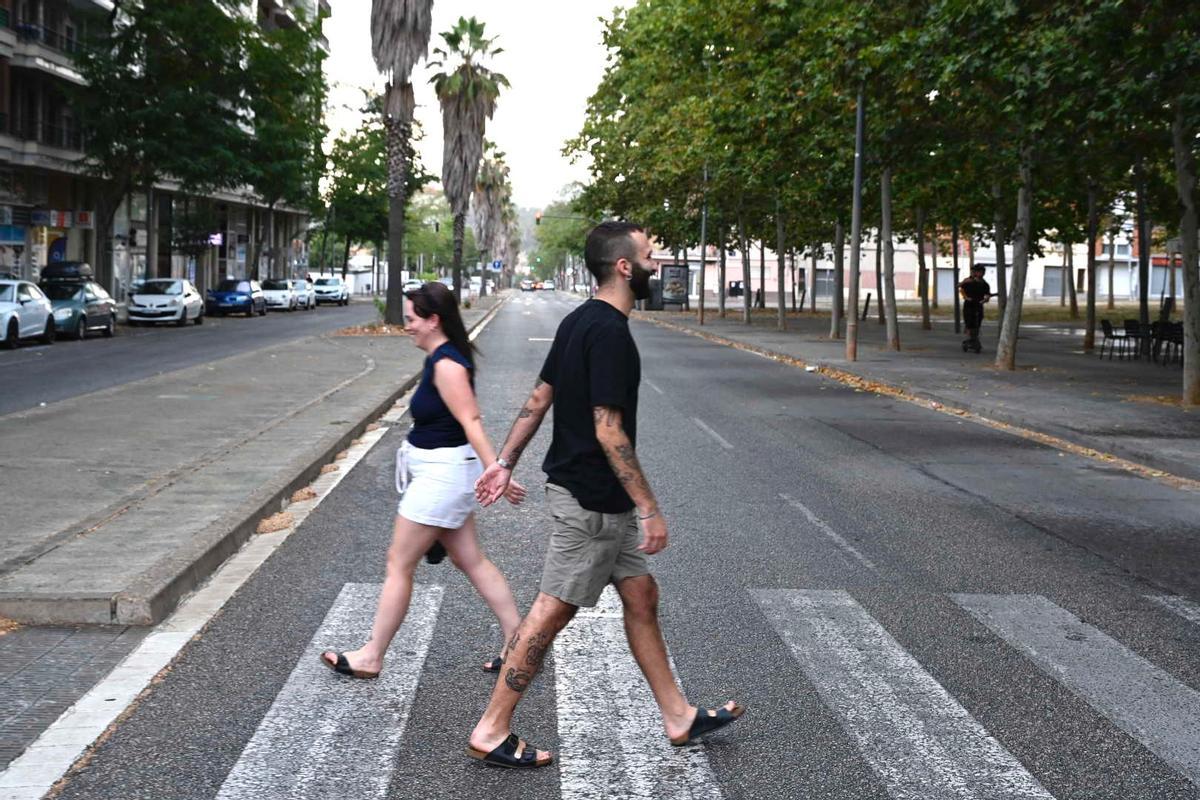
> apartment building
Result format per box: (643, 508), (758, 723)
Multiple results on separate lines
(0, 0), (327, 298)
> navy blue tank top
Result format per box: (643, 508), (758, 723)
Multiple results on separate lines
(408, 342), (473, 449)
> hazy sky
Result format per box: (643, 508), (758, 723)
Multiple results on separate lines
(323, 1), (628, 209)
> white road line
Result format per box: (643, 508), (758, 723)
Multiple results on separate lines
(0, 301), (511, 800)
(528, 337), (554, 342)
(644, 378), (665, 395)
(216, 583), (442, 799)
(954, 593), (1200, 788)
(556, 587), (725, 800)
(754, 589), (1053, 799)
(1147, 594), (1200, 627)
(778, 494), (877, 571)
(691, 417), (733, 450)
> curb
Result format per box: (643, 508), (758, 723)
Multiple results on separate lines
(1, 295), (509, 626)
(635, 312), (1200, 494)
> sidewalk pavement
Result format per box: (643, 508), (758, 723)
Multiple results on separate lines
(0, 294), (505, 627)
(637, 308), (1200, 485)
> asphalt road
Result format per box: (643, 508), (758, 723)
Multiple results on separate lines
(48, 291), (1200, 799)
(0, 300), (377, 416)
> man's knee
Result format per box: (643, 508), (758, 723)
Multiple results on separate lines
(617, 575), (659, 619)
(527, 592), (577, 631)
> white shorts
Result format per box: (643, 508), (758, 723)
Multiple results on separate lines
(395, 440), (482, 529)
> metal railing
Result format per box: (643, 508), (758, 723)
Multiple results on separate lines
(14, 21), (78, 54)
(11, 117), (83, 150)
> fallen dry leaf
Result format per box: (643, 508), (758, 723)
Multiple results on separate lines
(333, 323), (409, 337)
(320, 464), (339, 474)
(0, 618), (19, 638)
(334, 449), (349, 461)
(257, 511), (294, 534)
(291, 487), (318, 502)
(366, 422), (382, 432)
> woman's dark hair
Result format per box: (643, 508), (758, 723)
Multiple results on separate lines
(404, 281), (476, 367)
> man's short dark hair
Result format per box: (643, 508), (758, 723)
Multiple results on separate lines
(971, 264), (986, 273)
(584, 221), (645, 285)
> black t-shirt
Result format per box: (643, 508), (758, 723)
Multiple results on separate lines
(539, 299), (640, 513)
(960, 277), (990, 303)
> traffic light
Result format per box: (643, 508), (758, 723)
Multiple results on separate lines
(534, 211), (542, 225)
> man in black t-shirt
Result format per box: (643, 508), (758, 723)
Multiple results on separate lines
(465, 222), (744, 769)
(959, 264), (993, 352)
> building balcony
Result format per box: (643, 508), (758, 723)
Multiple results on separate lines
(3, 117), (84, 151)
(14, 21), (78, 55)
(9, 22), (85, 85)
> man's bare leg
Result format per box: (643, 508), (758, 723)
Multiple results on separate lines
(616, 574), (740, 741)
(468, 591), (577, 758)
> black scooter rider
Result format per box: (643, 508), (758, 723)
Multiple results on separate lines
(959, 265), (993, 353)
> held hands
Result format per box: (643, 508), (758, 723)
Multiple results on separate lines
(504, 477), (528, 506)
(475, 461), (513, 507)
(637, 511), (668, 555)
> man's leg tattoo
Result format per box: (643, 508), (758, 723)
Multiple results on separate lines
(504, 632), (552, 693)
(505, 667), (533, 692)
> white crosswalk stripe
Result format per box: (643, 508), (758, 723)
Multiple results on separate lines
(215, 583), (442, 800)
(954, 593), (1200, 789)
(1147, 594), (1200, 627)
(753, 588), (1054, 799)
(555, 586), (726, 800)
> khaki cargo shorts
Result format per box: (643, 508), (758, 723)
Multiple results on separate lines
(540, 483), (650, 608)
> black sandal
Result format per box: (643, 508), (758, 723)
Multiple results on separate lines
(319, 651), (380, 680)
(482, 655), (504, 673)
(669, 703), (745, 746)
(467, 734), (553, 769)
(425, 541), (447, 565)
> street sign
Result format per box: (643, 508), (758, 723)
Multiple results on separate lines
(490, 259), (503, 272)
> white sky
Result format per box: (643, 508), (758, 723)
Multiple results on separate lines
(323, 1), (628, 209)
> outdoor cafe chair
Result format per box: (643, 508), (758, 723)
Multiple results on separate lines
(1123, 319), (1152, 359)
(1160, 322), (1184, 367)
(1100, 319), (1129, 360)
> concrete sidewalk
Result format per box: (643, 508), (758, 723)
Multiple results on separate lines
(0, 295), (506, 626)
(637, 308), (1200, 485)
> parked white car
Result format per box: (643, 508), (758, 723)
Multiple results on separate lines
(402, 279), (423, 293)
(262, 279), (299, 311)
(0, 279), (55, 347)
(127, 279), (204, 326)
(292, 279), (317, 310)
(313, 277), (349, 305)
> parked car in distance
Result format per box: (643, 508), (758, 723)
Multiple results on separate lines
(128, 279), (205, 326)
(207, 279), (266, 317)
(542, 279), (555, 291)
(313, 276), (349, 305)
(0, 279), (55, 347)
(292, 279), (316, 310)
(519, 279), (533, 291)
(42, 281), (117, 339)
(262, 279), (298, 311)
(402, 279), (423, 293)
(39, 262), (118, 339)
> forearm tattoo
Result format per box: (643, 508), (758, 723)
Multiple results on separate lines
(500, 381), (548, 464)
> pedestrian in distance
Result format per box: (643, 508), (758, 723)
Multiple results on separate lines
(467, 222), (744, 769)
(959, 264), (994, 353)
(320, 281), (526, 680)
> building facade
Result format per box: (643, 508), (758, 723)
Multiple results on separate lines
(0, 0), (326, 298)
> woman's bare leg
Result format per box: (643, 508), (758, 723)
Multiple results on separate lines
(441, 514), (522, 661)
(322, 514), (439, 674)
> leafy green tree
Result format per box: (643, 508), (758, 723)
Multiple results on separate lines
(72, 0), (254, 283)
(245, 9), (329, 279)
(431, 16), (509, 299)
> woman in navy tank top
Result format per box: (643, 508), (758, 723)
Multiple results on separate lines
(321, 282), (524, 679)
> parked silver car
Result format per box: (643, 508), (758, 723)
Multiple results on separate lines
(0, 279), (55, 347)
(292, 279), (317, 310)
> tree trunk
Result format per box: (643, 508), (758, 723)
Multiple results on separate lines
(1067, 244), (1079, 318)
(952, 220), (961, 334)
(1085, 184), (1099, 351)
(992, 181), (1008, 314)
(775, 192), (786, 331)
(697, 177), (708, 325)
(916, 206), (931, 330)
(1172, 99), (1199, 405)
(718, 225), (726, 318)
(1107, 231), (1116, 310)
(1060, 242), (1068, 306)
(384, 85), (413, 325)
(809, 249), (817, 312)
(758, 239), (766, 310)
(875, 227), (884, 324)
(931, 223), (939, 310)
(249, 209), (265, 282)
(831, 219), (844, 338)
(342, 236), (351, 282)
(996, 145), (1034, 370)
(881, 166), (900, 350)
(1136, 157), (1151, 352)
(738, 212), (752, 325)
(452, 212), (465, 301)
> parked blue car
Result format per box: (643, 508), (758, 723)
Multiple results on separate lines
(206, 279), (266, 317)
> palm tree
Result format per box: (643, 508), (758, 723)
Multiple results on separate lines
(430, 16), (508, 300)
(371, 0), (432, 324)
(472, 144), (513, 296)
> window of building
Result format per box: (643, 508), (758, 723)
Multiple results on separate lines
(1117, 244), (1129, 256)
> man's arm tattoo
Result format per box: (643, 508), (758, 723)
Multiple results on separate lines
(592, 406), (621, 428)
(609, 442), (653, 500)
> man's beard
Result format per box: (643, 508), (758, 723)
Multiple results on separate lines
(630, 264), (652, 300)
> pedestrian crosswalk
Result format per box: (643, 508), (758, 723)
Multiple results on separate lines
(211, 584), (1200, 799)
